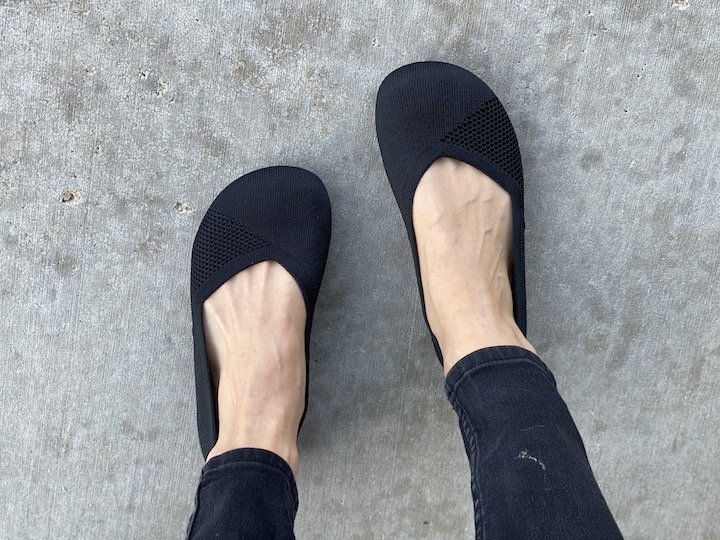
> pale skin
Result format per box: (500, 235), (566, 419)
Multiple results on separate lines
(203, 157), (535, 474)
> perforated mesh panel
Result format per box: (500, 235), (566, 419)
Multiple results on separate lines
(442, 96), (523, 187)
(191, 208), (270, 293)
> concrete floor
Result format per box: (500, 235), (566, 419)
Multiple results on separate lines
(1, 1), (718, 538)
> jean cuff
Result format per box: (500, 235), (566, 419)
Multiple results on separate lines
(202, 447), (299, 509)
(444, 345), (557, 397)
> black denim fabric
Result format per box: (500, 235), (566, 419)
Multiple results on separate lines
(188, 346), (622, 539)
(445, 346), (623, 539)
(187, 448), (298, 539)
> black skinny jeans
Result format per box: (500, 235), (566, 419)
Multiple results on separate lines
(187, 346), (622, 539)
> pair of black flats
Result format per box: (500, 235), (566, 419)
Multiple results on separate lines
(190, 61), (529, 458)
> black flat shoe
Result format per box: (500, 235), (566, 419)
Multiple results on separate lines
(190, 166), (331, 458)
(375, 61), (527, 365)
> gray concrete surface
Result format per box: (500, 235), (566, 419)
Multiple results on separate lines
(1, 0), (718, 538)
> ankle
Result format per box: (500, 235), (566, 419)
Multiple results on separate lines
(209, 352), (306, 474)
(439, 313), (536, 375)
(207, 431), (300, 475)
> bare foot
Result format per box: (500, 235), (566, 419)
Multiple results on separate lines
(413, 157), (535, 374)
(203, 261), (306, 474)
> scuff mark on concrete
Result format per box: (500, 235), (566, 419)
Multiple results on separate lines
(70, 0), (91, 15)
(517, 450), (546, 471)
(233, 58), (266, 89)
(672, 0), (689, 10)
(52, 255), (78, 278)
(154, 80), (168, 96)
(173, 202), (193, 214)
(120, 420), (159, 442)
(60, 189), (84, 205)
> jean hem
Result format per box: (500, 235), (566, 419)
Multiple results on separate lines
(202, 447), (299, 509)
(445, 345), (556, 397)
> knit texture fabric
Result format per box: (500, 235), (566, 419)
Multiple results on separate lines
(190, 166), (332, 458)
(375, 61), (527, 364)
